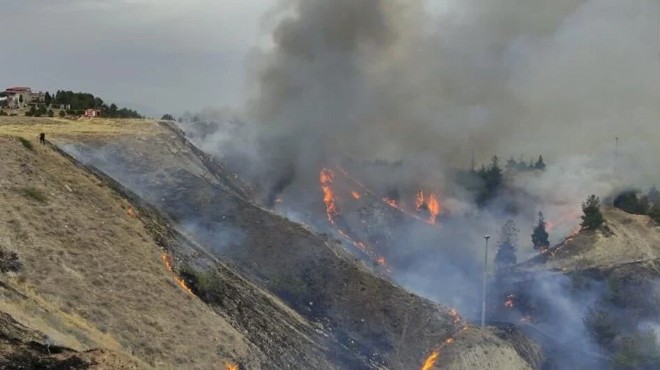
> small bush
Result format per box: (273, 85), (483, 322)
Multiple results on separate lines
(0, 248), (21, 273)
(0, 110), (7, 116)
(584, 306), (618, 351)
(611, 330), (660, 370)
(18, 137), (33, 151)
(20, 187), (48, 203)
(47, 109), (55, 117)
(59, 110), (66, 117)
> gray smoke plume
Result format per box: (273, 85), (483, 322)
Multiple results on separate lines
(176, 2), (660, 367)
(233, 0), (657, 183)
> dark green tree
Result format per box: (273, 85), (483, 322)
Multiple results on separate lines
(506, 157), (517, 171)
(476, 156), (503, 206)
(581, 195), (605, 230)
(648, 202), (660, 223)
(44, 92), (52, 106)
(161, 114), (175, 121)
(614, 191), (648, 215)
(534, 155), (546, 170)
(47, 109), (54, 117)
(19, 95), (23, 103)
(59, 110), (66, 118)
(648, 186), (659, 204)
(531, 212), (550, 251)
(495, 219), (518, 270)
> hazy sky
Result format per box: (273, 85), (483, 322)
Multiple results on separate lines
(0, 1), (277, 116)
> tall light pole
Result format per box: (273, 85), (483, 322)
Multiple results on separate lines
(612, 137), (619, 207)
(481, 235), (491, 330)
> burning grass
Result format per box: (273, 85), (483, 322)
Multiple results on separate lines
(160, 252), (194, 295)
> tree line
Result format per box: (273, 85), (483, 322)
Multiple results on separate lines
(494, 194), (605, 270)
(27, 90), (142, 118)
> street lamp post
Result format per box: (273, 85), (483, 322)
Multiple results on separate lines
(481, 235), (491, 330)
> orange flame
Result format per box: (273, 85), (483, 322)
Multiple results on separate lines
(383, 197), (399, 207)
(376, 256), (387, 266)
(427, 194), (440, 224)
(320, 168), (339, 225)
(351, 191), (361, 200)
(225, 363), (239, 370)
(160, 253), (194, 295)
(416, 191), (442, 224)
(421, 351), (439, 370)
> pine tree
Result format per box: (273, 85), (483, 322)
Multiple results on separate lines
(532, 212), (550, 251)
(581, 195), (605, 230)
(534, 155), (546, 170)
(495, 219), (518, 270)
(648, 186), (659, 204)
(44, 92), (52, 106)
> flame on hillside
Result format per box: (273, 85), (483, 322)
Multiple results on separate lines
(383, 197), (399, 207)
(421, 351), (440, 370)
(319, 168), (388, 269)
(225, 362), (239, 370)
(416, 191), (442, 224)
(320, 168), (339, 224)
(160, 253), (194, 295)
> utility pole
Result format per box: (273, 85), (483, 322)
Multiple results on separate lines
(481, 235), (491, 330)
(612, 137), (619, 207)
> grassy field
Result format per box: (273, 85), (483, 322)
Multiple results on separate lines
(0, 116), (156, 139)
(0, 122), (255, 369)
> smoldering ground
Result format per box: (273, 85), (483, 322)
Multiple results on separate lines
(179, 0), (660, 368)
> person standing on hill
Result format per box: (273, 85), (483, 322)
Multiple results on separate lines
(39, 133), (46, 145)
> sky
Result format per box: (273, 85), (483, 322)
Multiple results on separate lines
(0, 1), (277, 117)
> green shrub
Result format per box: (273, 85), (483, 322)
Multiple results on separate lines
(583, 306), (618, 351)
(614, 191), (648, 215)
(20, 187), (48, 203)
(611, 331), (660, 370)
(18, 137), (33, 151)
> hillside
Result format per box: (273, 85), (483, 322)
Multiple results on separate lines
(495, 208), (660, 370)
(0, 116), (540, 370)
(0, 135), (259, 369)
(514, 208), (660, 275)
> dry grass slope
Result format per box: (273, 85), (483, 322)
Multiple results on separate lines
(0, 133), (258, 369)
